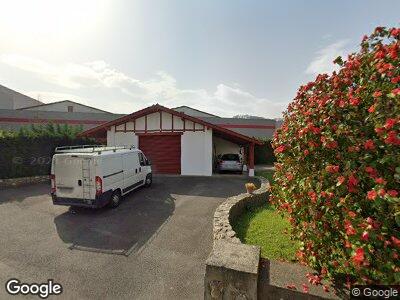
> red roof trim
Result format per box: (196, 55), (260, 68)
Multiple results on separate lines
(0, 117), (107, 125)
(80, 104), (262, 145)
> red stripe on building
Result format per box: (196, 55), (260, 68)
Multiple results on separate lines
(0, 117), (108, 125)
(219, 124), (275, 129)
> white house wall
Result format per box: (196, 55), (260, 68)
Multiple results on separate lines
(106, 111), (213, 176)
(213, 136), (241, 156)
(107, 127), (138, 147)
(181, 129), (213, 176)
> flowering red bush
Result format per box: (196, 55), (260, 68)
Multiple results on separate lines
(271, 27), (400, 284)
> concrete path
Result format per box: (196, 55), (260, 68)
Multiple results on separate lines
(255, 164), (275, 171)
(0, 176), (256, 300)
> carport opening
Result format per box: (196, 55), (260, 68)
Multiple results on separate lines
(212, 133), (254, 175)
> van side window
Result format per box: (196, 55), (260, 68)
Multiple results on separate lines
(138, 153), (146, 166)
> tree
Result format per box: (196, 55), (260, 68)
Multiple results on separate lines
(271, 27), (400, 284)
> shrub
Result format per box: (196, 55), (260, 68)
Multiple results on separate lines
(254, 139), (276, 164)
(0, 124), (99, 179)
(271, 27), (400, 284)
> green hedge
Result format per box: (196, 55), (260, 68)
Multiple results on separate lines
(0, 124), (99, 179)
(254, 139), (275, 165)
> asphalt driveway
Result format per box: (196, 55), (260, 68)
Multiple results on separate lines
(0, 176), (257, 300)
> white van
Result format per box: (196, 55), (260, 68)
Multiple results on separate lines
(50, 145), (152, 208)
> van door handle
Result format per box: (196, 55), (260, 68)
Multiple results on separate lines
(78, 180), (82, 186)
(135, 169), (137, 174)
(139, 167), (141, 172)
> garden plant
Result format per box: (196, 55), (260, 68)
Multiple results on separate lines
(271, 27), (400, 285)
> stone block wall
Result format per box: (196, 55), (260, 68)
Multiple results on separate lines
(0, 175), (49, 188)
(212, 176), (269, 244)
(205, 176), (269, 300)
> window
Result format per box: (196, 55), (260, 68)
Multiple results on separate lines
(221, 154), (240, 161)
(138, 152), (146, 166)
(67, 106), (73, 112)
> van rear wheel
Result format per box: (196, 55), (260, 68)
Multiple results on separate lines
(109, 190), (121, 208)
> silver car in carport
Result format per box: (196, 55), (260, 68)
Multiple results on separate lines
(216, 154), (243, 173)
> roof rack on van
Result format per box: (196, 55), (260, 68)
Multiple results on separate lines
(55, 145), (135, 154)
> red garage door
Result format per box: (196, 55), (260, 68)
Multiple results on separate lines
(139, 135), (181, 174)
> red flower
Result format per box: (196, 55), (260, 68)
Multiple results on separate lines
(367, 190), (377, 200)
(345, 220), (356, 235)
(391, 236), (400, 248)
(337, 176), (345, 185)
(387, 190), (399, 197)
(384, 131), (400, 145)
(302, 284), (309, 293)
(391, 76), (400, 84)
(368, 104), (376, 113)
(275, 145), (285, 154)
(364, 139), (375, 150)
(373, 91), (382, 98)
(349, 97), (360, 106)
(375, 177), (386, 185)
(304, 149), (309, 156)
(325, 165), (339, 173)
(393, 88), (400, 95)
(348, 211), (356, 218)
(390, 28), (400, 37)
(375, 127), (385, 135)
(325, 140), (338, 149)
(378, 189), (386, 197)
(365, 166), (378, 177)
(361, 231), (369, 241)
(347, 174), (359, 192)
(384, 118), (396, 130)
(348, 174), (358, 186)
(352, 248), (365, 266)
(308, 191), (317, 203)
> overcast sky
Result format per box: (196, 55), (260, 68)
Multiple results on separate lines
(0, 0), (399, 118)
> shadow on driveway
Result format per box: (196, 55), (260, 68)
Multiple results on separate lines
(54, 185), (175, 256)
(54, 176), (257, 256)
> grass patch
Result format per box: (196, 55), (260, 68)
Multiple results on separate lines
(232, 204), (299, 261)
(255, 170), (274, 184)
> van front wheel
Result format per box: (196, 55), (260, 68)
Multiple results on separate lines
(145, 174), (152, 187)
(109, 190), (121, 208)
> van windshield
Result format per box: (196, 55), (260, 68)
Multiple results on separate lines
(221, 154), (240, 161)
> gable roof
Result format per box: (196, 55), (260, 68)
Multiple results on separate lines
(0, 84), (43, 108)
(17, 100), (112, 114)
(80, 104), (262, 145)
(172, 105), (220, 118)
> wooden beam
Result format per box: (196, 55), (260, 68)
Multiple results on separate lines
(183, 119), (186, 131)
(160, 111), (162, 132)
(124, 123), (126, 133)
(145, 115), (147, 133)
(249, 143), (255, 169)
(136, 132), (183, 136)
(134, 119), (136, 132)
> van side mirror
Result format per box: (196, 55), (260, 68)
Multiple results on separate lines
(146, 159), (152, 166)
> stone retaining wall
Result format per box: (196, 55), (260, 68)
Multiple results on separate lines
(0, 175), (49, 188)
(204, 176), (269, 300)
(212, 176), (269, 244)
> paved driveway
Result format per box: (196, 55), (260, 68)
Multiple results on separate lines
(0, 176), (257, 300)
